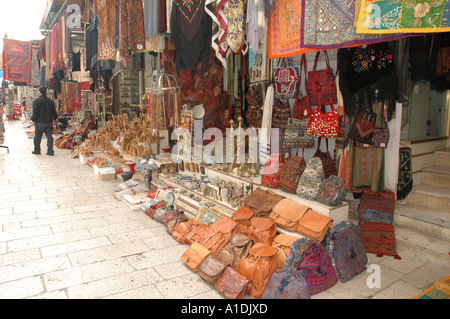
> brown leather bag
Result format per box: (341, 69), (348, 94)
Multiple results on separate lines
(246, 217), (278, 246)
(272, 233), (299, 269)
(216, 233), (253, 268)
(172, 219), (212, 245)
(232, 205), (255, 234)
(270, 199), (309, 231)
(244, 188), (285, 217)
(197, 216), (238, 254)
(181, 242), (211, 272)
(215, 266), (250, 299)
(165, 213), (189, 235)
(296, 210), (334, 242)
(198, 254), (228, 283)
(236, 242), (278, 298)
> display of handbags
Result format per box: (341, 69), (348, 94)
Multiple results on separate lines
(273, 57), (300, 100)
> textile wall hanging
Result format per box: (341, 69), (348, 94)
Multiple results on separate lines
(119, 0), (145, 66)
(301, 0), (411, 50)
(2, 39), (33, 83)
(356, 0), (450, 34)
(205, 0), (229, 68)
(93, 0), (117, 61)
(397, 147), (413, 200)
(268, 0), (317, 58)
(226, 0), (247, 54)
(28, 46), (40, 87)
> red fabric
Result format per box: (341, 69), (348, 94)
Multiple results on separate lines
(2, 39), (33, 82)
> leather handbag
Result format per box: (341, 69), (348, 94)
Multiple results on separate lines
(283, 118), (315, 149)
(237, 243), (278, 298)
(215, 266), (250, 299)
(216, 233), (253, 269)
(316, 175), (347, 207)
(261, 153), (285, 189)
(307, 105), (340, 138)
(244, 188), (285, 217)
(296, 157), (325, 200)
(197, 216), (238, 254)
(181, 242), (211, 272)
(198, 254), (228, 283)
(296, 210), (334, 242)
(272, 233), (300, 270)
(172, 219), (212, 245)
(292, 54), (312, 120)
(232, 205), (256, 234)
(270, 199), (309, 232)
(297, 241), (338, 295)
(279, 150), (307, 194)
(262, 267), (311, 299)
(306, 50), (337, 106)
(165, 212), (189, 235)
(273, 57), (299, 100)
(349, 107), (377, 145)
(272, 99), (291, 129)
(314, 138), (338, 178)
(245, 217), (278, 246)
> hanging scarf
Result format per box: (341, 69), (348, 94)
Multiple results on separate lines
(93, 0), (117, 61)
(119, 0), (145, 66)
(226, 0), (246, 54)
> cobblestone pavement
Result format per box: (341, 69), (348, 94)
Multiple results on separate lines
(0, 120), (449, 299)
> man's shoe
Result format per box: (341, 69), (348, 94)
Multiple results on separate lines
(32, 151), (41, 155)
(46, 152), (54, 156)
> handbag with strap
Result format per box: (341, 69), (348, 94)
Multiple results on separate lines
(307, 105), (340, 138)
(283, 118), (315, 149)
(237, 243), (278, 298)
(172, 219), (212, 245)
(349, 106), (377, 145)
(216, 233), (254, 269)
(273, 58), (300, 100)
(261, 153), (285, 189)
(232, 205), (256, 234)
(296, 157), (325, 200)
(215, 266), (250, 299)
(198, 254), (228, 283)
(306, 50), (337, 106)
(316, 175), (347, 207)
(272, 99), (291, 129)
(292, 54), (312, 120)
(314, 137), (338, 178)
(244, 217), (278, 246)
(296, 210), (334, 242)
(270, 198), (309, 232)
(244, 188), (285, 217)
(279, 149), (307, 194)
(197, 216), (238, 254)
(181, 242), (212, 272)
(272, 233), (301, 270)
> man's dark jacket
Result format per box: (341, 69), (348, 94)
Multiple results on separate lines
(31, 95), (58, 124)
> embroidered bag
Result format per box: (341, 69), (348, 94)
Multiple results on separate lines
(279, 149), (307, 194)
(349, 106), (377, 145)
(373, 128), (389, 148)
(306, 51), (337, 106)
(297, 242), (338, 295)
(316, 175), (347, 207)
(283, 118), (315, 149)
(261, 153), (285, 189)
(296, 157), (325, 200)
(307, 105), (340, 138)
(292, 54), (311, 120)
(273, 58), (300, 100)
(262, 267), (311, 299)
(323, 222), (368, 283)
(314, 138), (338, 178)
(272, 99), (291, 129)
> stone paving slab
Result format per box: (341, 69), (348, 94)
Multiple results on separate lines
(0, 120), (449, 300)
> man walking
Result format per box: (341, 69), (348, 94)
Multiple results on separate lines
(31, 87), (58, 156)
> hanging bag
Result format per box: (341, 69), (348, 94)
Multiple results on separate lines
(307, 105), (340, 138)
(272, 99), (291, 129)
(296, 157), (325, 200)
(314, 138), (338, 178)
(261, 153), (285, 189)
(292, 54), (312, 120)
(283, 118), (315, 149)
(273, 58), (300, 100)
(279, 149), (307, 194)
(349, 106), (377, 145)
(306, 51), (337, 106)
